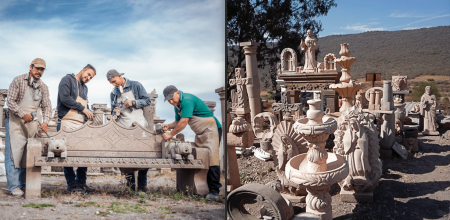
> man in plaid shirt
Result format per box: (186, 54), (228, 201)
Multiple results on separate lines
(5, 58), (51, 196)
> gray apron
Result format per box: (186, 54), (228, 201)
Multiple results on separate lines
(9, 86), (42, 168)
(189, 116), (220, 166)
(116, 90), (148, 128)
(117, 90), (148, 174)
(60, 81), (87, 131)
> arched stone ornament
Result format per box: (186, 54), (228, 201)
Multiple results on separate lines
(280, 48), (298, 73)
(323, 53), (337, 71)
(252, 112), (279, 141)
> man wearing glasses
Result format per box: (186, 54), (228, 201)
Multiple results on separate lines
(5, 58), (52, 196)
(107, 69), (152, 191)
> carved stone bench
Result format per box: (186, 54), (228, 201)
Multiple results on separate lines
(25, 117), (210, 199)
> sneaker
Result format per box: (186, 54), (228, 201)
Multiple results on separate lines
(11, 188), (24, 197)
(205, 192), (219, 200)
(80, 184), (95, 193)
(137, 186), (148, 192)
(67, 185), (84, 192)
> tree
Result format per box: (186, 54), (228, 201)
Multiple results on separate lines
(410, 82), (441, 102)
(227, 0), (337, 93)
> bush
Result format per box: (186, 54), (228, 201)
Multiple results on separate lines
(410, 82), (441, 101)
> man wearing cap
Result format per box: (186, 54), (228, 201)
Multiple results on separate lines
(57, 64), (96, 192)
(107, 69), (152, 191)
(161, 85), (222, 200)
(5, 58), (52, 196)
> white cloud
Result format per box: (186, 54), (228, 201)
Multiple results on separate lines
(343, 24), (385, 32)
(388, 13), (427, 18)
(406, 14), (450, 26)
(0, 1), (225, 141)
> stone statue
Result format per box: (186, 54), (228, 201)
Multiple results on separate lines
(300, 29), (317, 72)
(333, 106), (382, 195)
(420, 86), (439, 135)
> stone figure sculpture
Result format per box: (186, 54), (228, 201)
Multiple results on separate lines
(47, 137), (67, 158)
(333, 106), (382, 197)
(420, 86), (439, 135)
(300, 29), (317, 72)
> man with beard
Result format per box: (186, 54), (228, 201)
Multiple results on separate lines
(5, 58), (52, 196)
(161, 85), (222, 200)
(57, 64), (96, 192)
(107, 69), (152, 191)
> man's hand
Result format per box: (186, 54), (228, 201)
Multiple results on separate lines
(124, 100), (133, 108)
(113, 107), (121, 115)
(161, 124), (170, 131)
(82, 108), (94, 119)
(22, 113), (33, 122)
(162, 133), (173, 141)
(39, 122), (48, 133)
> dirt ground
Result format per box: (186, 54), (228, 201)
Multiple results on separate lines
(0, 170), (225, 220)
(237, 130), (450, 220)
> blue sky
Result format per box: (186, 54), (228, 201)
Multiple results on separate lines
(0, 0), (225, 141)
(319, 0), (450, 37)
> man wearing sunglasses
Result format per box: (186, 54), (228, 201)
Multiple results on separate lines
(5, 58), (52, 196)
(57, 64), (96, 193)
(107, 69), (152, 191)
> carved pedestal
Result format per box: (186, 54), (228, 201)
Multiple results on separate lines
(176, 147), (210, 196)
(26, 138), (42, 199)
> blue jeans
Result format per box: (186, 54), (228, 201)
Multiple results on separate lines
(126, 169), (148, 188)
(4, 118), (26, 193)
(57, 123), (87, 187)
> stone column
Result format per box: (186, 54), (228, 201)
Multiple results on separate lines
(240, 42), (262, 121)
(144, 90), (158, 131)
(203, 101), (216, 112)
(379, 81), (395, 159)
(0, 90), (7, 128)
(92, 104), (107, 126)
(215, 87), (226, 173)
(0, 131), (5, 182)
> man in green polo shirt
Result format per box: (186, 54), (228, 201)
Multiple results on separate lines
(161, 85), (222, 200)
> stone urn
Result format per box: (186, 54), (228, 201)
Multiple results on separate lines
(285, 99), (349, 219)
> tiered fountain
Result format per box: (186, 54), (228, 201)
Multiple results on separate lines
(329, 43), (363, 112)
(285, 99), (349, 219)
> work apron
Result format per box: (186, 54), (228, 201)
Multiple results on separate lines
(9, 86), (42, 168)
(117, 90), (148, 174)
(188, 116), (220, 166)
(116, 90), (148, 128)
(60, 82), (87, 131)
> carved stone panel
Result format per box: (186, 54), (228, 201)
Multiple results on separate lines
(280, 48), (298, 72)
(39, 116), (163, 156)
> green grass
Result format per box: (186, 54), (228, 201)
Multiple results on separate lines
(107, 202), (147, 214)
(22, 203), (55, 208)
(76, 201), (101, 207)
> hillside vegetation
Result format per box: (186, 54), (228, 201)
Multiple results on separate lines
(229, 26), (450, 90)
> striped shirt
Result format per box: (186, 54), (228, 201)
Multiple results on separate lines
(7, 73), (52, 123)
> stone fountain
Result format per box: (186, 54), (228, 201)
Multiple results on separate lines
(329, 43), (362, 112)
(285, 99), (349, 219)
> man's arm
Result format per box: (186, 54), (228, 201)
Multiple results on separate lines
(58, 76), (85, 111)
(7, 76), (26, 118)
(162, 118), (189, 140)
(134, 82), (151, 109)
(40, 84), (52, 124)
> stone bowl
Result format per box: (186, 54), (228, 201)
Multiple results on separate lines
(285, 153), (349, 187)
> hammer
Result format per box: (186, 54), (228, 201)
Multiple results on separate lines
(30, 112), (50, 138)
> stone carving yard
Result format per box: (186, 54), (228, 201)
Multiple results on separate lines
(236, 133), (450, 219)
